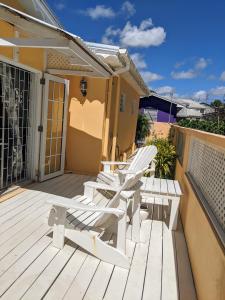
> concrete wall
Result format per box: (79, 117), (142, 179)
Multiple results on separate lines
(148, 122), (171, 140)
(173, 125), (225, 300)
(117, 77), (140, 158)
(65, 76), (108, 175)
(65, 76), (141, 174)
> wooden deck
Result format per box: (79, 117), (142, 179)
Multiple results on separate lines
(0, 174), (196, 300)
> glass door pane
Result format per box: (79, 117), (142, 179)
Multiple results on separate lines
(44, 81), (65, 176)
(39, 74), (68, 181)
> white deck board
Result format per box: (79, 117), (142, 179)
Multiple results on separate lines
(0, 174), (196, 300)
(161, 199), (179, 300)
(142, 199), (163, 300)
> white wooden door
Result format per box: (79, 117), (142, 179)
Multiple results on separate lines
(39, 74), (69, 181)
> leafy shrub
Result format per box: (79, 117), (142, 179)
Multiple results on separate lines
(135, 114), (150, 142)
(146, 138), (176, 179)
(178, 119), (225, 135)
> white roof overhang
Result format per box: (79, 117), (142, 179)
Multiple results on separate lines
(0, 4), (113, 78)
(87, 42), (149, 96)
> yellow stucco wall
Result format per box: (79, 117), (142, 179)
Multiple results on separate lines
(0, 20), (14, 59)
(0, 19), (45, 71)
(117, 77), (140, 158)
(65, 76), (108, 175)
(148, 122), (171, 140)
(173, 125), (225, 300)
(108, 77), (118, 159)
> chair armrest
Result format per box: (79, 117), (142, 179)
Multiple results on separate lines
(101, 161), (130, 165)
(101, 161), (130, 172)
(84, 181), (118, 192)
(117, 169), (137, 175)
(47, 198), (124, 217)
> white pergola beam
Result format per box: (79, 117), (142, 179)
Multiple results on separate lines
(47, 69), (106, 78)
(0, 37), (70, 49)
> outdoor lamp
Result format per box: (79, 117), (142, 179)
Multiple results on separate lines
(80, 78), (87, 97)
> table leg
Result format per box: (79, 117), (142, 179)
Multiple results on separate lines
(131, 190), (141, 242)
(169, 197), (180, 230)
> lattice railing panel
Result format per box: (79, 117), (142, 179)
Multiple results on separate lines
(188, 138), (225, 231)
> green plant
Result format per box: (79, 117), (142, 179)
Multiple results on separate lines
(146, 138), (177, 179)
(135, 114), (149, 141)
(178, 119), (225, 135)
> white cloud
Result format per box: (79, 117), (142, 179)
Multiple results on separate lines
(172, 57), (211, 80)
(101, 26), (121, 44)
(83, 5), (115, 19)
(155, 86), (175, 95)
(121, 1), (136, 17)
(140, 18), (153, 30)
(55, 3), (65, 10)
(141, 71), (163, 83)
(102, 18), (166, 48)
(220, 71), (225, 81)
(195, 58), (210, 70)
(210, 86), (225, 96)
(171, 70), (197, 79)
(120, 21), (166, 47)
(130, 53), (147, 69)
(193, 90), (208, 101)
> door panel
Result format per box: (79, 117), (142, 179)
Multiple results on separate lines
(39, 74), (69, 181)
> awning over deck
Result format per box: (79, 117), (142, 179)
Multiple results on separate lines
(0, 3), (113, 78)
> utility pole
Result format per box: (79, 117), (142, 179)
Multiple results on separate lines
(169, 92), (173, 123)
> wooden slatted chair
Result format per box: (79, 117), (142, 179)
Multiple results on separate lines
(47, 169), (145, 269)
(97, 145), (157, 187)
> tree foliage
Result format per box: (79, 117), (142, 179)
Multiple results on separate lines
(210, 99), (224, 108)
(135, 114), (150, 141)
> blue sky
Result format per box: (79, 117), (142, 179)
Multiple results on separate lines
(46, 0), (225, 102)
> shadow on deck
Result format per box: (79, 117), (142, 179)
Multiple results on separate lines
(0, 173), (197, 300)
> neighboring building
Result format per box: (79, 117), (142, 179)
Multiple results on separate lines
(0, 1), (148, 191)
(140, 93), (177, 123)
(174, 98), (215, 120)
(140, 94), (215, 121)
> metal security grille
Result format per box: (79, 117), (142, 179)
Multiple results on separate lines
(0, 61), (31, 190)
(188, 138), (225, 232)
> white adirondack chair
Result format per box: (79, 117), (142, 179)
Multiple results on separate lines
(97, 145), (157, 187)
(47, 170), (144, 269)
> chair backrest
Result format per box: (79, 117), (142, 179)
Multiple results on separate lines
(128, 145), (157, 172)
(94, 169), (145, 227)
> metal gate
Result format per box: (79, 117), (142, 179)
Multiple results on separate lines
(0, 61), (31, 190)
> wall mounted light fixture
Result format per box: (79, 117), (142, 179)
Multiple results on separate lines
(80, 78), (87, 97)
